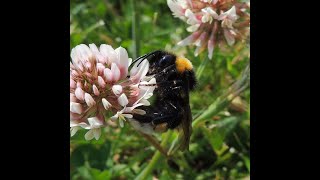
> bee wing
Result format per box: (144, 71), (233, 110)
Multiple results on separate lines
(178, 74), (193, 151)
(178, 102), (192, 151)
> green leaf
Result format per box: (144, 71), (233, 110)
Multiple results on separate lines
(70, 141), (111, 172)
(241, 155), (250, 173)
(202, 126), (224, 151)
(76, 166), (92, 179)
(202, 116), (242, 153)
(87, 142), (111, 170)
(192, 97), (231, 127)
(70, 146), (85, 168)
(91, 169), (112, 180)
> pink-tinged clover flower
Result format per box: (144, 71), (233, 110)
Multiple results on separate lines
(70, 44), (156, 140)
(168, 0), (250, 59)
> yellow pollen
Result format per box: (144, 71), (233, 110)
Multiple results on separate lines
(175, 57), (193, 73)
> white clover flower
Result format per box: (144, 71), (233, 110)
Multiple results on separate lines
(167, 0), (250, 59)
(82, 117), (105, 140)
(70, 44), (156, 140)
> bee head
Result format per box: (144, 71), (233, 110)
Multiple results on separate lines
(153, 53), (193, 73)
(147, 51), (176, 74)
(138, 50), (197, 91)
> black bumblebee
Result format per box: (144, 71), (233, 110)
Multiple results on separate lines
(129, 50), (197, 151)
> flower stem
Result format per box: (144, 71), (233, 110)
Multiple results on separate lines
(131, 0), (140, 59)
(135, 131), (172, 180)
(139, 132), (168, 158)
(196, 55), (209, 80)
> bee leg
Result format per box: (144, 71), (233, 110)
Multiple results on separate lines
(157, 80), (184, 95)
(132, 113), (153, 123)
(151, 115), (176, 125)
(154, 65), (177, 79)
(156, 80), (183, 87)
(133, 103), (183, 130)
(151, 112), (182, 130)
(139, 80), (183, 90)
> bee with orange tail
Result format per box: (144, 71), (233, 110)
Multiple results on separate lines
(129, 50), (197, 151)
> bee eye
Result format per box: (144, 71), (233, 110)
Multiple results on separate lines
(158, 55), (173, 67)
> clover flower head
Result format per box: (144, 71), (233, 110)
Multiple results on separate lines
(70, 44), (156, 140)
(168, 0), (250, 59)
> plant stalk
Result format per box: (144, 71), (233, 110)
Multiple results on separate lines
(139, 132), (169, 158)
(131, 0), (140, 59)
(135, 131), (172, 180)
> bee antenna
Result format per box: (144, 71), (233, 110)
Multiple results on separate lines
(132, 50), (162, 67)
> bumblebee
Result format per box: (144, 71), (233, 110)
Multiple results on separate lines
(129, 50), (197, 151)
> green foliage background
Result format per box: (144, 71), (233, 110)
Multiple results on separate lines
(70, 0), (250, 179)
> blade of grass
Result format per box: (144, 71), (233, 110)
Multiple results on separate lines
(194, 64), (249, 127)
(192, 96), (232, 128)
(196, 56), (209, 80)
(241, 155), (250, 173)
(131, 0), (140, 59)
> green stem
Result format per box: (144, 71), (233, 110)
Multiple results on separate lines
(196, 55), (209, 80)
(135, 131), (172, 180)
(131, 0), (140, 59)
(139, 132), (168, 158)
